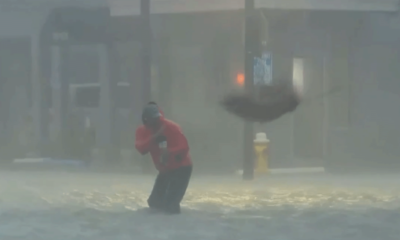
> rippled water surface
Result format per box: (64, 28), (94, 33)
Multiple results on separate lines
(0, 171), (400, 240)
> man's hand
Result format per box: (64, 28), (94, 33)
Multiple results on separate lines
(151, 126), (165, 142)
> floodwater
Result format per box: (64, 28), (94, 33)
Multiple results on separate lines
(0, 171), (399, 240)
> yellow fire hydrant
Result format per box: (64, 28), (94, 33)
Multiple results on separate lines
(254, 132), (269, 174)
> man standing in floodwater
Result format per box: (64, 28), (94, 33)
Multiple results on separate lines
(135, 102), (193, 214)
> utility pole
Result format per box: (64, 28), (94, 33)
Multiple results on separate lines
(141, 0), (151, 105)
(140, 0), (154, 173)
(243, 0), (255, 180)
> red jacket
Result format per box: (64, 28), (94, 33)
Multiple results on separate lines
(135, 117), (192, 172)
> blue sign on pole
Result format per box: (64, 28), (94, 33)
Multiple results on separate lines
(253, 52), (272, 85)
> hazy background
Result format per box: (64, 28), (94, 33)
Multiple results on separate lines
(0, 2), (399, 240)
(0, 1), (399, 175)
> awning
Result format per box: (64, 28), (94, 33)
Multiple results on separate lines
(109, 0), (398, 16)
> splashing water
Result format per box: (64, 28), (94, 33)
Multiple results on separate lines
(0, 171), (399, 240)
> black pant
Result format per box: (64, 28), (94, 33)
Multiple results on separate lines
(147, 165), (192, 214)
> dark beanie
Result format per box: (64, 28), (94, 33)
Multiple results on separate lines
(142, 104), (161, 123)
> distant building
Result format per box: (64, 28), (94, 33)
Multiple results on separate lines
(0, 0), (399, 171)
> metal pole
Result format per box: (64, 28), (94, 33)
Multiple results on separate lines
(322, 56), (329, 167)
(32, 35), (49, 157)
(140, 0), (154, 174)
(96, 44), (112, 167)
(141, 0), (151, 105)
(243, 0), (255, 180)
(50, 45), (69, 156)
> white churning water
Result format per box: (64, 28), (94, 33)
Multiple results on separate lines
(0, 171), (399, 240)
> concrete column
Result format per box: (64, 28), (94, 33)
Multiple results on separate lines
(129, 42), (143, 128)
(157, 36), (173, 114)
(94, 44), (116, 168)
(10, 81), (29, 146)
(294, 58), (324, 162)
(322, 28), (352, 171)
(322, 33), (332, 162)
(327, 31), (351, 129)
(2, 72), (14, 143)
(31, 35), (49, 156)
(50, 46), (69, 147)
(109, 45), (121, 151)
(153, 15), (173, 114)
